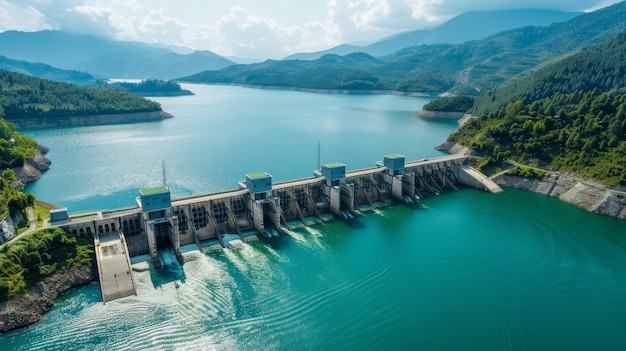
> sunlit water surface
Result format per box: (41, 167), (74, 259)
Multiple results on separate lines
(1, 85), (624, 350)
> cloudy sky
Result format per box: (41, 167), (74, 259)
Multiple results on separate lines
(0, 0), (620, 59)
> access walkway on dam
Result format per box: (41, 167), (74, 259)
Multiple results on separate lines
(58, 153), (502, 303)
(94, 232), (137, 304)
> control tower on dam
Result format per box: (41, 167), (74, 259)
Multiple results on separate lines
(50, 153), (500, 302)
(52, 154), (500, 298)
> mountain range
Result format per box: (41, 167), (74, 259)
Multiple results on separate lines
(0, 30), (234, 80)
(0, 8), (586, 82)
(285, 9), (581, 60)
(180, 1), (626, 96)
(0, 55), (97, 84)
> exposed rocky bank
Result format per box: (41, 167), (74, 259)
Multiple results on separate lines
(493, 173), (626, 219)
(7, 110), (173, 129)
(12, 144), (51, 185)
(0, 264), (96, 333)
(438, 141), (626, 220)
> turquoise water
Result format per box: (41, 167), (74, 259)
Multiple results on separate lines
(24, 85), (454, 212)
(2, 85), (625, 350)
(3, 189), (626, 350)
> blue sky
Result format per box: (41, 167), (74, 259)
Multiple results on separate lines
(0, 0), (620, 59)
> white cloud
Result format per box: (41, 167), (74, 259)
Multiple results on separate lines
(1, 0), (622, 59)
(0, 1), (53, 32)
(213, 5), (341, 58)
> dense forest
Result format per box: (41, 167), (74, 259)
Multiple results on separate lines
(181, 1), (626, 95)
(446, 30), (626, 186)
(0, 117), (37, 169)
(0, 227), (93, 301)
(0, 168), (33, 219)
(89, 79), (193, 96)
(0, 69), (162, 119)
(470, 31), (626, 115)
(450, 90), (626, 186)
(422, 95), (475, 112)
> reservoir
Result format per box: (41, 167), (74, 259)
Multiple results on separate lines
(3, 85), (626, 350)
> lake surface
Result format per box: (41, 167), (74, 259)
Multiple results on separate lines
(2, 85), (625, 350)
(24, 85), (455, 212)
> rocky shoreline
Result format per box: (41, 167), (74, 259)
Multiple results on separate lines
(493, 173), (626, 219)
(438, 141), (626, 220)
(7, 110), (173, 129)
(414, 110), (465, 118)
(12, 144), (51, 185)
(0, 264), (96, 333)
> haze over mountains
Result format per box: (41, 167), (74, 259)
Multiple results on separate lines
(0, 30), (234, 80)
(0, 8), (583, 81)
(285, 9), (581, 61)
(181, 1), (626, 96)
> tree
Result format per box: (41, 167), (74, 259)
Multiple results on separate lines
(2, 169), (17, 183)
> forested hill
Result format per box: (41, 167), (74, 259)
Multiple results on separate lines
(0, 69), (162, 120)
(88, 79), (194, 97)
(179, 1), (626, 95)
(0, 55), (97, 85)
(447, 31), (626, 186)
(470, 31), (626, 115)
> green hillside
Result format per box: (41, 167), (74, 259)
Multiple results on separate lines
(0, 69), (162, 119)
(448, 32), (626, 186)
(469, 31), (626, 115)
(0, 227), (93, 301)
(181, 53), (395, 91)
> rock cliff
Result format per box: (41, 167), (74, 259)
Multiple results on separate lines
(442, 141), (626, 220)
(0, 264), (95, 333)
(12, 144), (51, 185)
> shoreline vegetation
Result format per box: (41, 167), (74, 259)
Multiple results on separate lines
(437, 141), (626, 219)
(0, 227), (95, 333)
(91, 79), (194, 97)
(178, 82), (435, 97)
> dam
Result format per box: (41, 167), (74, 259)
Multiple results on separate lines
(49, 154), (501, 303)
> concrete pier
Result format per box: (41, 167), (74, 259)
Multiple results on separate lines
(457, 166), (503, 194)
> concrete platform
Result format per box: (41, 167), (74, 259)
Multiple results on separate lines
(95, 232), (137, 304)
(458, 166), (503, 193)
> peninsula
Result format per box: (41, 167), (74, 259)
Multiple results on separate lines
(0, 69), (172, 129)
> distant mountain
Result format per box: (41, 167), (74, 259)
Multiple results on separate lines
(424, 9), (580, 45)
(226, 56), (264, 64)
(284, 9), (580, 60)
(182, 2), (626, 96)
(0, 30), (235, 79)
(283, 44), (362, 61)
(0, 55), (98, 84)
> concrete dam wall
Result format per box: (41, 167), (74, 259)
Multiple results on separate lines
(51, 154), (500, 302)
(59, 154), (499, 251)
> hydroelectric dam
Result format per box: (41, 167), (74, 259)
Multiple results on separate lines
(48, 154), (502, 303)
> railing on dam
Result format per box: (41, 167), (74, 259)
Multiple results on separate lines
(58, 153), (503, 303)
(60, 154), (501, 252)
